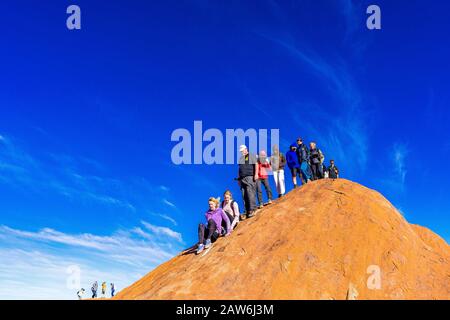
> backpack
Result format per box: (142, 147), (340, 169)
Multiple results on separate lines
(221, 200), (237, 217)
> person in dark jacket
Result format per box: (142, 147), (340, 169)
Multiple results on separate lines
(296, 138), (312, 183)
(237, 145), (258, 218)
(309, 142), (325, 180)
(91, 281), (98, 298)
(286, 144), (302, 188)
(328, 160), (339, 179)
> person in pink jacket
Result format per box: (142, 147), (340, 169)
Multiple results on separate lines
(256, 150), (273, 208)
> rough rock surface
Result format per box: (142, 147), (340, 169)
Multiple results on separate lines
(115, 179), (450, 300)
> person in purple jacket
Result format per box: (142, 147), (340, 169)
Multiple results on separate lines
(197, 197), (231, 255)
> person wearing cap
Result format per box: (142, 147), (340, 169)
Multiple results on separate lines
(237, 145), (258, 218)
(296, 137), (312, 184)
(270, 144), (286, 198)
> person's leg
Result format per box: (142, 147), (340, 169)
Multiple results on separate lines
(262, 178), (273, 200)
(318, 164), (324, 179)
(224, 211), (234, 230)
(205, 219), (217, 241)
(312, 164), (319, 180)
(256, 179), (263, 206)
(273, 170), (280, 196)
(299, 162), (306, 183)
(240, 185), (247, 214)
(243, 176), (257, 213)
(291, 168), (297, 187)
(279, 169), (285, 195)
(298, 163), (306, 185)
(198, 223), (206, 245)
(241, 180), (251, 213)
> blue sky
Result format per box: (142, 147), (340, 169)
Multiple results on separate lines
(1, 0), (449, 299)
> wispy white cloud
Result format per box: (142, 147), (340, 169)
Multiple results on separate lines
(159, 185), (170, 192)
(0, 134), (177, 213)
(162, 198), (176, 208)
(141, 221), (183, 243)
(258, 35), (369, 175)
(393, 143), (409, 186)
(158, 214), (177, 226)
(378, 143), (409, 192)
(148, 211), (178, 226)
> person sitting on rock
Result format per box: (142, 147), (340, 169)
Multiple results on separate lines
(221, 190), (240, 230)
(197, 197), (231, 255)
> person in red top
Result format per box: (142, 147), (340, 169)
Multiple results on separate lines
(256, 150), (273, 208)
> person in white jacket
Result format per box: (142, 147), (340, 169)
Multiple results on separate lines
(270, 145), (286, 198)
(221, 190), (240, 230)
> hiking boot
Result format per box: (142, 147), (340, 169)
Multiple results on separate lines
(196, 244), (204, 255)
(204, 239), (212, 249)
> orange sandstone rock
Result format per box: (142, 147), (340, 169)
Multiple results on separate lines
(115, 179), (450, 300)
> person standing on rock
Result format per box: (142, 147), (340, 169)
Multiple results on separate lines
(221, 190), (240, 230)
(286, 144), (301, 188)
(309, 142), (325, 180)
(296, 137), (312, 183)
(256, 150), (273, 208)
(327, 159), (339, 179)
(91, 281), (98, 298)
(197, 197), (231, 255)
(110, 283), (116, 297)
(237, 145), (258, 218)
(76, 288), (85, 300)
(101, 281), (107, 297)
(270, 144), (286, 198)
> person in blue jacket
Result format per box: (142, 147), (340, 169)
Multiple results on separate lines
(296, 137), (312, 183)
(286, 144), (302, 188)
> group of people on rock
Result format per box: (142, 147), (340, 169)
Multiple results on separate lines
(196, 137), (339, 255)
(77, 281), (115, 299)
